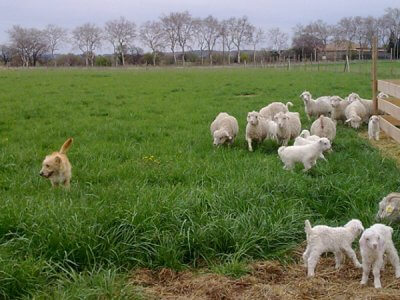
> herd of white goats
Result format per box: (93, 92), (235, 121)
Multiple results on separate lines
(211, 90), (387, 171)
(211, 91), (400, 289)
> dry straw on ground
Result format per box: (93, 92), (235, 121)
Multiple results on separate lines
(131, 131), (400, 300)
(131, 251), (400, 299)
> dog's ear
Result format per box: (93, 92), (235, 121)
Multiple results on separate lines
(55, 156), (61, 164)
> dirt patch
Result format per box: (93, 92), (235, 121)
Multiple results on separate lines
(130, 132), (400, 299)
(359, 130), (400, 165)
(131, 255), (400, 299)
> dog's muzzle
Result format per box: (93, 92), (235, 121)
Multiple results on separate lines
(40, 171), (53, 178)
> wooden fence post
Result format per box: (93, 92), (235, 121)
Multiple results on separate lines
(372, 36), (378, 114)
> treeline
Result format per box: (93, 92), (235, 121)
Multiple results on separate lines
(0, 8), (399, 67)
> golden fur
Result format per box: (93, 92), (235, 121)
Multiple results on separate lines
(40, 138), (73, 188)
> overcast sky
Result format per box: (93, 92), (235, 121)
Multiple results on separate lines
(0, 0), (398, 52)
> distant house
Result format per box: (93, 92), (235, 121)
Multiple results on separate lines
(320, 41), (389, 60)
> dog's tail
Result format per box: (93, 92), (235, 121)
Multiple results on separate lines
(286, 101), (293, 109)
(304, 220), (312, 235)
(60, 138), (73, 154)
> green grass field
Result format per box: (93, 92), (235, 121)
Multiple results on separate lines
(1, 65), (400, 298)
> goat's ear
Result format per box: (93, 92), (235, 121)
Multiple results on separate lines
(345, 118), (352, 123)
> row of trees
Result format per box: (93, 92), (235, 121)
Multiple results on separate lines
(0, 12), (288, 67)
(292, 8), (400, 59)
(1, 7), (399, 67)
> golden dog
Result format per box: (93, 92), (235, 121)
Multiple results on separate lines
(40, 138), (73, 188)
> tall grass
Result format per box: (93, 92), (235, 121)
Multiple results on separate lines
(0, 67), (399, 297)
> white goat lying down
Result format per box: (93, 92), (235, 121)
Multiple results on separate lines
(210, 112), (239, 146)
(278, 138), (331, 171)
(303, 219), (364, 277)
(300, 91), (332, 120)
(359, 224), (400, 288)
(259, 101), (293, 120)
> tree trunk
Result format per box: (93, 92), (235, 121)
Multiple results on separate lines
(153, 52), (156, 66)
(253, 46), (256, 64)
(182, 47), (185, 66)
(171, 48), (177, 64)
(201, 49), (203, 65)
(121, 52), (125, 66)
(237, 46), (241, 64)
(210, 53), (213, 65)
(222, 40), (225, 65)
(228, 51), (231, 64)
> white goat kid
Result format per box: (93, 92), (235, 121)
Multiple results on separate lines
(303, 219), (364, 277)
(278, 138), (331, 172)
(359, 224), (400, 288)
(368, 115), (380, 141)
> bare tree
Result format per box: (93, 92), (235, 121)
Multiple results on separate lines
(8, 25), (48, 67)
(334, 17), (358, 57)
(376, 16), (391, 48)
(267, 27), (288, 59)
(203, 15), (220, 65)
(229, 16), (253, 63)
(220, 19), (234, 64)
(72, 23), (102, 67)
(139, 21), (165, 66)
(354, 16), (366, 59)
(44, 24), (67, 66)
(249, 27), (265, 63)
(383, 8), (400, 59)
(193, 18), (206, 65)
(174, 11), (194, 65)
(362, 16), (378, 49)
(0, 44), (13, 65)
(309, 20), (332, 56)
(104, 17), (136, 66)
(160, 13), (179, 64)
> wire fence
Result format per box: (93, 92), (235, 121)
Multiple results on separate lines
(239, 59), (400, 78)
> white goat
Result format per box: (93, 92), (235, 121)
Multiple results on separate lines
(210, 112), (239, 146)
(259, 101), (293, 120)
(278, 138), (331, 171)
(359, 224), (400, 288)
(330, 96), (351, 123)
(345, 100), (367, 129)
(368, 115), (380, 141)
(300, 91), (332, 120)
(348, 92), (389, 117)
(310, 115), (336, 141)
(303, 219), (364, 277)
(274, 111), (301, 146)
(245, 111), (268, 151)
